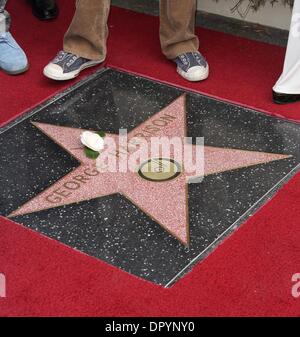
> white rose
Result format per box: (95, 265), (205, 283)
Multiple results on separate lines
(80, 131), (104, 152)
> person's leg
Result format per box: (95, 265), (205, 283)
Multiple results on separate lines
(159, 0), (208, 82)
(160, 0), (199, 60)
(64, 0), (111, 61)
(272, 0), (300, 104)
(44, 0), (110, 80)
(0, 6), (28, 75)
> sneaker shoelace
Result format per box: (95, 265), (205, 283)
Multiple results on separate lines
(53, 51), (80, 67)
(178, 52), (206, 68)
(192, 52), (207, 67)
(179, 54), (189, 67)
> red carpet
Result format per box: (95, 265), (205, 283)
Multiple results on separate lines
(1, 0), (300, 316)
(2, 0), (300, 126)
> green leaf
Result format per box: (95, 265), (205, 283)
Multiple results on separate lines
(97, 131), (106, 138)
(84, 147), (100, 159)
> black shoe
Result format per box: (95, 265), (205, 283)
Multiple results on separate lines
(273, 90), (300, 105)
(31, 0), (58, 20)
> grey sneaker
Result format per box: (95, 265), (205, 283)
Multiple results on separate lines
(43, 50), (104, 80)
(174, 52), (209, 82)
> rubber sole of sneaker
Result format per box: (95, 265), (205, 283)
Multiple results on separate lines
(43, 59), (104, 81)
(1, 63), (29, 75)
(177, 65), (209, 82)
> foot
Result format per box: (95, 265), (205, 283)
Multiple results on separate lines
(174, 52), (209, 82)
(0, 32), (29, 75)
(43, 51), (104, 81)
(31, 0), (58, 20)
(272, 90), (300, 104)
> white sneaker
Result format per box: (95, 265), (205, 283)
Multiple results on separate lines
(175, 52), (209, 82)
(43, 51), (104, 81)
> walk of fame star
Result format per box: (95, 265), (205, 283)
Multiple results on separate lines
(9, 94), (291, 245)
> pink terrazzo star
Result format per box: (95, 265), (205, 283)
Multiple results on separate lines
(9, 95), (291, 245)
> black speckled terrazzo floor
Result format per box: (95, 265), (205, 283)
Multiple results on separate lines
(1, 68), (300, 287)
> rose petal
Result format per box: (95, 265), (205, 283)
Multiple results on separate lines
(80, 131), (104, 152)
